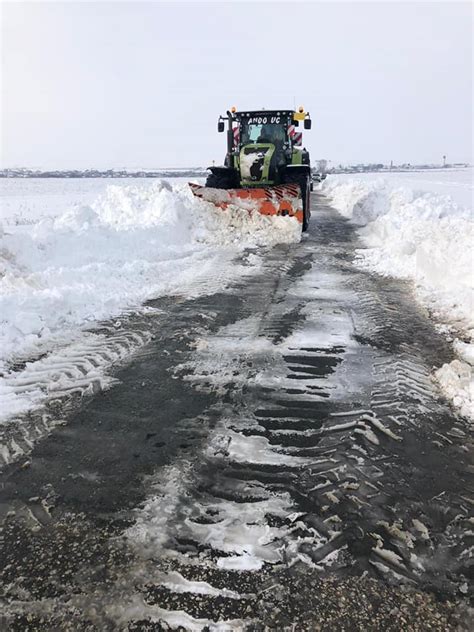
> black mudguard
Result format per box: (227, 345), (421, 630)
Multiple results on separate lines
(282, 165), (311, 178)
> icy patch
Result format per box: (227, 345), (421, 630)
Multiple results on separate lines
(128, 459), (295, 572)
(129, 462), (194, 551)
(217, 553), (264, 571)
(92, 593), (250, 632)
(187, 505), (287, 567)
(156, 570), (242, 599)
(179, 316), (274, 395)
(212, 429), (312, 466)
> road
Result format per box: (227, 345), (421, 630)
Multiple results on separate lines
(1, 193), (472, 631)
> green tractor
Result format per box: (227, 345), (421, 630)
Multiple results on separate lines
(190, 107), (312, 231)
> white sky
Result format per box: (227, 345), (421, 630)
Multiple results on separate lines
(1, 1), (472, 169)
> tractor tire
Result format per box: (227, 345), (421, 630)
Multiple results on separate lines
(283, 173), (311, 232)
(205, 172), (238, 190)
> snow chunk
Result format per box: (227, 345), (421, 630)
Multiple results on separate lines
(435, 357), (474, 421)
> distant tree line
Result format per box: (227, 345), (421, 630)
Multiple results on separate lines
(312, 161), (470, 175)
(0, 168), (208, 178)
(1, 163), (470, 179)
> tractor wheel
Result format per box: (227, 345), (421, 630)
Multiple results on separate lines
(205, 173), (238, 190)
(283, 173), (311, 232)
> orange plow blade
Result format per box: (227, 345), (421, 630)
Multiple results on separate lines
(189, 183), (303, 223)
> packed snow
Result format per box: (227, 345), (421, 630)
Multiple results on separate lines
(0, 179), (301, 422)
(323, 168), (473, 421)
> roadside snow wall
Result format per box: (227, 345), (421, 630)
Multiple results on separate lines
(323, 177), (473, 421)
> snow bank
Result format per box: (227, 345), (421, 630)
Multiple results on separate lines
(323, 176), (474, 421)
(0, 180), (300, 377)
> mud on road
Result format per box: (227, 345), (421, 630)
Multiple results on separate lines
(1, 194), (472, 630)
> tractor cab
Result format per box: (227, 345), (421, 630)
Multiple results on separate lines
(220, 109), (312, 187)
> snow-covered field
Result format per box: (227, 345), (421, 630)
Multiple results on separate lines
(0, 178), (300, 422)
(323, 168), (473, 420)
(328, 169), (472, 208)
(0, 177), (190, 224)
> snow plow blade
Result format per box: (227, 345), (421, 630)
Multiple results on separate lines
(189, 183), (303, 223)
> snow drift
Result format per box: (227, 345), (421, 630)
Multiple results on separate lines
(323, 176), (473, 420)
(0, 180), (300, 378)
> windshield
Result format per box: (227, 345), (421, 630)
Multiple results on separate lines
(240, 122), (287, 145)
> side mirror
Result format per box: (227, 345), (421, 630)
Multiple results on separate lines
(218, 120), (225, 132)
(304, 119), (312, 130)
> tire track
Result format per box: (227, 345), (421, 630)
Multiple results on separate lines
(0, 311), (159, 469)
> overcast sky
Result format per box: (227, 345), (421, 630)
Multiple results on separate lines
(1, 1), (472, 169)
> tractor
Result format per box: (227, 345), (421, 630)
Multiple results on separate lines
(190, 107), (312, 231)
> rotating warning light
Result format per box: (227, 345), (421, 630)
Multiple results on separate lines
(231, 106), (237, 113)
(298, 106), (304, 113)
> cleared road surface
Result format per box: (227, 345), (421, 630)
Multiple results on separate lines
(1, 193), (472, 630)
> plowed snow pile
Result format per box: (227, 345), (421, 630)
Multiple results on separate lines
(324, 176), (473, 420)
(0, 181), (300, 395)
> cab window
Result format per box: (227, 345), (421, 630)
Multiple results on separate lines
(241, 123), (286, 144)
